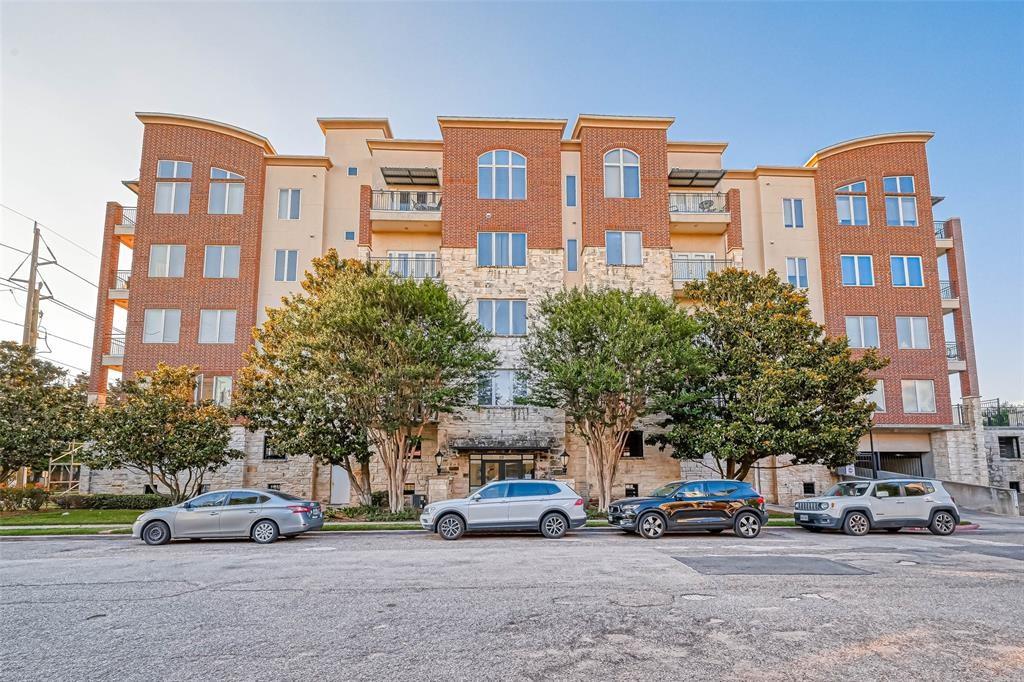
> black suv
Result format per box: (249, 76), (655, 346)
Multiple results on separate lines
(608, 480), (768, 539)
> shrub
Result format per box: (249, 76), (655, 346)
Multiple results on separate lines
(326, 505), (417, 522)
(0, 487), (50, 512)
(370, 491), (389, 508)
(52, 493), (169, 510)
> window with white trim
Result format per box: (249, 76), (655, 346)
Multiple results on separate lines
(895, 316), (931, 349)
(148, 244), (185, 278)
(835, 181), (868, 226)
(866, 380), (886, 412)
(565, 175), (577, 207)
(478, 299), (527, 336)
(142, 309), (180, 344)
(783, 198), (804, 228)
(477, 369), (528, 407)
(157, 160), (192, 179)
(884, 176), (917, 226)
(890, 255), (924, 287)
(901, 379), (936, 413)
(478, 150), (526, 200)
(786, 256), (808, 288)
(208, 167), (244, 215)
(477, 232), (527, 267)
(604, 149), (640, 198)
(841, 254), (874, 286)
(845, 316), (880, 348)
(278, 189), (301, 220)
(203, 245), (240, 278)
(155, 160), (192, 214)
(194, 374), (233, 407)
(566, 238), (578, 272)
(198, 309), (237, 344)
(274, 249), (298, 282)
(606, 230), (642, 266)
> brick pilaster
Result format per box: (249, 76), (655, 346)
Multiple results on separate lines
(87, 202), (123, 401)
(358, 184), (372, 249)
(945, 217), (980, 397)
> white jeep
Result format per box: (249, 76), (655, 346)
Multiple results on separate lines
(794, 480), (960, 536)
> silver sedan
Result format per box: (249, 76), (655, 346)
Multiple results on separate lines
(132, 489), (323, 545)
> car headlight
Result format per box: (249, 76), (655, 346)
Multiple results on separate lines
(622, 504), (639, 513)
(818, 502), (831, 511)
(422, 505), (433, 514)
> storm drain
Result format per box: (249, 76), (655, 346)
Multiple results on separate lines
(673, 556), (869, 576)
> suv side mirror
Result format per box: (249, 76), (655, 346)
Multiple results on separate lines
(182, 501), (193, 509)
(470, 494), (481, 502)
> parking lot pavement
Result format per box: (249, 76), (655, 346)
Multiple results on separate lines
(2, 525), (1022, 682)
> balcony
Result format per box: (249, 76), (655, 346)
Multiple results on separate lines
(368, 255), (440, 280)
(946, 341), (966, 373)
(939, 279), (960, 310)
(370, 190), (442, 233)
(102, 334), (125, 369)
(668, 192), (730, 234)
(672, 257), (733, 289)
(108, 270), (131, 308)
(934, 220), (953, 254)
(115, 207), (136, 248)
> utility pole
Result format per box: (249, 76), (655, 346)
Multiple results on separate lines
(21, 223), (41, 348)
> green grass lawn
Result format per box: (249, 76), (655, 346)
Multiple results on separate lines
(0, 509), (145, 526)
(320, 522), (421, 532)
(0, 526), (131, 536)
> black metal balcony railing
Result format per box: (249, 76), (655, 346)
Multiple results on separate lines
(114, 270), (131, 289)
(371, 190), (442, 212)
(668, 192), (728, 214)
(109, 334), (126, 356)
(671, 258), (732, 281)
(119, 206), (137, 228)
(954, 400), (1024, 428)
(945, 341), (961, 360)
(939, 280), (956, 299)
(934, 221), (948, 239)
(368, 255), (440, 280)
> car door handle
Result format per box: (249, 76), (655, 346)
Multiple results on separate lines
(248, 510), (258, 514)
(208, 511), (219, 516)
(895, 501), (905, 505)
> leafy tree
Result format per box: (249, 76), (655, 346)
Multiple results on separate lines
(239, 250), (496, 512)
(522, 288), (702, 511)
(234, 253), (373, 505)
(0, 341), (88, 482)
(83, 364), (237, 502)
(656, 269), (887, 481)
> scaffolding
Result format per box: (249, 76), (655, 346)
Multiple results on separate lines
(46, 442), (84, 494)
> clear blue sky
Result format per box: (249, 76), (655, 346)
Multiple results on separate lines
(1, 1), (1021, 400)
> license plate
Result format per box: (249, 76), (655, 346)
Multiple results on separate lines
(311, 510), (321, 518)
(799, 515), (809, 521)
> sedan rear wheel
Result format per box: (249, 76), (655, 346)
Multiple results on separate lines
(142, 520), (170, 546)
(437, 513), (465, 541)
(637, 512), (665, 539)
(929, 511), (957, 536)
(251, 520), (279, 544)
(733, 512), (762, 539)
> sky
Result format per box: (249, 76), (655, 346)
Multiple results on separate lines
(1, 1), (1022, 401)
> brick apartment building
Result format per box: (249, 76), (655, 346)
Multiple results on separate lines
(82, 112), (989, 506)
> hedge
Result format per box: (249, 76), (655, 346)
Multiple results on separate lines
(52, 493), (170, 510)
(0, 488), (49, 512)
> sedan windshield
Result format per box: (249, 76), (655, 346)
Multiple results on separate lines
(649, 483), (681, 498)
(823, 482), (870, 497)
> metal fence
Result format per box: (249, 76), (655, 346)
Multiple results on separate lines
(934, 221), (948, 239)
(109, 334), (126, 356)
(114, 270), (131, 289)
(939, 280), (955, 299)
(668, 192), (728, 214)
(671, 258), (732, 281)
(371, 190), (442, 212)
(953, 399), (1024, 427)
(368, 255), (440, 280)
(120, 206), (137, 228)
(945, 341), (961, 360)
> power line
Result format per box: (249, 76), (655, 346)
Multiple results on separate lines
(38, 234), (98, 289)
(0, 204), (100, 259)
(0, 277), (95, 322)
(39, 327), (92, 350)
(37, 356), (89, 374)
(0, 317), (24, 328)
(0, 242), (31, 256)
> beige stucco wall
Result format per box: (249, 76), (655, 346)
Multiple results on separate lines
(257, 165), (326, 323)
(322, 126), (389, 255)
(560, 150), (582, 288)
(670, 233), (727, 258)
(370, 231), (442, 256)
(666, 150), (723, 170)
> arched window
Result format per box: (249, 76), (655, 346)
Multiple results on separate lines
(478, 150), (526, 199)
(604, 149), (640, 198)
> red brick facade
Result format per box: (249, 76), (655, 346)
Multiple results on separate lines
(725, 187), (743, 251)
(578, 125), (670, 248)
(87, 202), (125, 398)
(439, 125), (563, 249)
(946, 217), (980, 396)
(121, 123), (266, 383)
(812, 141), (951, 425)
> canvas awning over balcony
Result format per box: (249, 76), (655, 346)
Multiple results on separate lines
(381, 167), (440, 186)
(668, 168), (726, 188)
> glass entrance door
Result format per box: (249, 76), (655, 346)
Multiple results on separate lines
(469, 453), (536, 491)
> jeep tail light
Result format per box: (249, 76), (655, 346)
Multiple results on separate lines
(287, 505), (311, 514)
(574, 498), (584, 506)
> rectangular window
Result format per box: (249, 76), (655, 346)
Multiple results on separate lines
(198, 309), (237, 344)
(477, 299), (527, 336)
(194, 375), (232, 406)
(841, 255), (874, 286)
(142, 309), (180, 344)
(624, 484), (639, 498)
(278, 189), (301, 220)
(802, 482), (816, 495)
(263, 437), (286, 461)
(154, 182), (191, 214)
(157, 160), (192, 179)
(347, 167), (358, 176)
(208, 181), (244, 215)
(890, 255), (924, 287)
(565, 175), (577, 207)
(845, 316), (880, 348)
(786, 256), (808, 288)
(884, 176), (918, 226)
(605, 230), (642, 266)
(148, 244), (185, 278)
(895, 316), (931, 349)
(203, 245), (240, 279)
(344, 231), (356, 241)
(866, 380), (886, 412)
(477, 232), (527, 267)
(274, 249), (298, 282)
(566, 239), (578, 272)
(997, 437), (1020, 459)
(477, 369), (528, 407)
(901, 379), (936, 414)
(783, 198), (804, 228)
(622, 430), (644, 458)
(835, 182), (868, 226)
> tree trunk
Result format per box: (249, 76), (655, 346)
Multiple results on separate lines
(583, 424), (627, 512)
(369, 428), (409, 512)
(358, 458), (373, 505)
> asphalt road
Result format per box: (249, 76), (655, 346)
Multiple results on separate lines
(2, 521), (1022, 682)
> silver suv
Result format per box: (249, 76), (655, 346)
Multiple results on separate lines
(420, 480), (587, 540)
(794, 480), (960, 536)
